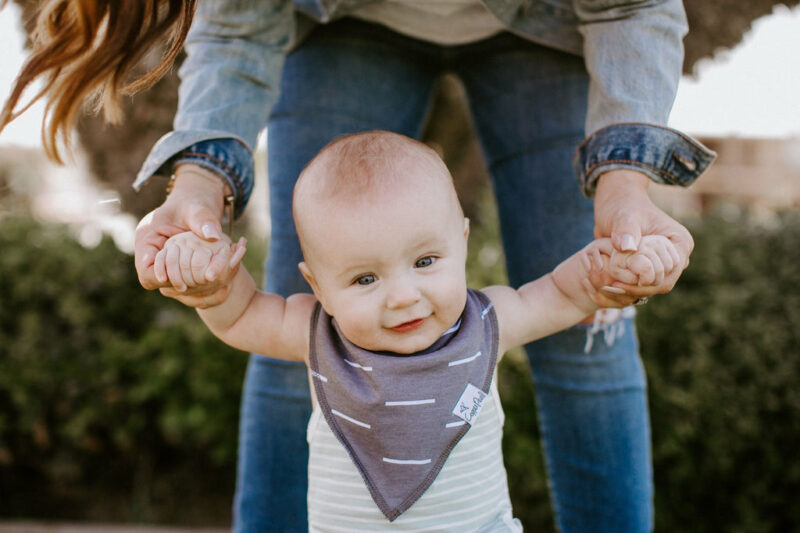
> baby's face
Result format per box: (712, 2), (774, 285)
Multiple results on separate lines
(299, 176), (469, 354)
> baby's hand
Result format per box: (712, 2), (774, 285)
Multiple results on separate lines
(580, 236), (680, 308)
(153, 231), (247, 293)
(608, 235), (680, 288)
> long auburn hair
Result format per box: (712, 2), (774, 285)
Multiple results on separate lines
(0, 0), (196, 161)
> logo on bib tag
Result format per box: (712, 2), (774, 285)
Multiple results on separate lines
(453, 383), (487, 425)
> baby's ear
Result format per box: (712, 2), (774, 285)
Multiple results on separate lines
(298, 262), (324, 304)
(463, 217), (470, 240)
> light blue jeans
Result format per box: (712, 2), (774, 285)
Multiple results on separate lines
(235, 18), (652, 533)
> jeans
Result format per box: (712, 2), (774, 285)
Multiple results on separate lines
(234, 18), (652, 533)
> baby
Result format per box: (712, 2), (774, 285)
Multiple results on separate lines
(154, 131), (679, 531)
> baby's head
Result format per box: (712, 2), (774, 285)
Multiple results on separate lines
(293, 131), (470, 354)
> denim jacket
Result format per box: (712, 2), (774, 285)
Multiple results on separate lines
(134, 0), (716, 217)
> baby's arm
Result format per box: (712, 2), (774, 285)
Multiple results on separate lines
(154, 231), (314, 362)
(485, 235), (683, 353)
(482, 239), (611, 354)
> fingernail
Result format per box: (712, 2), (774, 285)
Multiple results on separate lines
(206, 269), (218, 281)
(620, 235), (637, 252)
(202, 223), (220, 240)
(602, 285), (627, 295)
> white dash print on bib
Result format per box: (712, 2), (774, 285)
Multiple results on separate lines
(452, 383), (487, 425)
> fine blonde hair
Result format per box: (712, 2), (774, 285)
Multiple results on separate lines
(294, 131), (452, 203)
(0, 0), (196, 161)
(292, 131), (461, 248)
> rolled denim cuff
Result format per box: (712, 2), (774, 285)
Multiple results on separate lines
(134, 131), (255, 219)
(573, 123), (717, 198)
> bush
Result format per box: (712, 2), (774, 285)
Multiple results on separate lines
(0, 216), (249, 524)
(640, 210), (800, 533)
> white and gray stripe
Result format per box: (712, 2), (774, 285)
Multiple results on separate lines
(384, 399), (436, 406)
(344, 359), (373, 371)
(331, 409), (371, 429)
(448, 350), (482, 367)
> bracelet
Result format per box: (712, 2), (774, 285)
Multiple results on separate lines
(166, 173), (236, 238)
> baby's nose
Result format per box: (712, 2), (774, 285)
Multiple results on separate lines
(385, 279), (422, 309)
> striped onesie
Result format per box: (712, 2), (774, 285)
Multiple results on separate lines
(307, 289), (523, 531)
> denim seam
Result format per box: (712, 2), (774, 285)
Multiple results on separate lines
(574, 121), (708, 151)
(584, 159), (679, 185)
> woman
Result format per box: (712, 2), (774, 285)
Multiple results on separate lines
(2, 1), (714, 531)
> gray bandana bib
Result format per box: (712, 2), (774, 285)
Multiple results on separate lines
(308, 289), (499, 521)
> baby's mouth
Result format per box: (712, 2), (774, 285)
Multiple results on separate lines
(391, 318), (426, 333)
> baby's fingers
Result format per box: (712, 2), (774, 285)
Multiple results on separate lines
(204, 237), (247, 282)
(579, 246), (604, 273)
(165, 245), (188, 292)
(629, 250), (663, 286)
(583, 239), (615, 273)
(653, 244), (676, 275)
(191, 247), (213, 286)
(229, 237), (247, 269)
(178, 246), (197, 287)
(639, 237), (678, 275)
(205, 244), (230, 282)
(607, 255), (640, 285)
(664, 238), (682, 272)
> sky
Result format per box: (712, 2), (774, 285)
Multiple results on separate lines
(668, 4), (800, 138)
(1, 4), (799, 146)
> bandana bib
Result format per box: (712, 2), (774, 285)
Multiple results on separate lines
(308, 289), (499, 521)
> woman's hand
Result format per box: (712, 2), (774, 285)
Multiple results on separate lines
(134, 164), (236, 305)
(591, 168), (694, 307)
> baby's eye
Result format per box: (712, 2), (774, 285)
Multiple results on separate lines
(354, 274), (376, 286)
(415, 256), (435, 268)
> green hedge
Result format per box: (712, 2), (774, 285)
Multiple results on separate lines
(641, 211), (800, 533)
(0, 216), (248, 524)
(1, 209), (798, 530)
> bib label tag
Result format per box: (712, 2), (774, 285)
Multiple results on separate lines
(452, 383), (487, 425)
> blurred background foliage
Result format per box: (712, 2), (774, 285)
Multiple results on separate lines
(1, 201), (798, 531)
(0, 215), (264, 524)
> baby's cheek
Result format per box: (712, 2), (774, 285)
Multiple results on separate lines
(336, 308), (379, 349)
